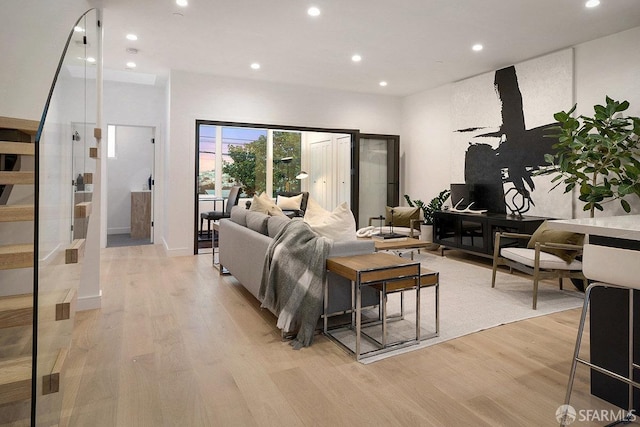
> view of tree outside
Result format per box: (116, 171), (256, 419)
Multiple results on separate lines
(222, 131), (267, 196)
(199, 125), (301, 198)
(273, 131), (302, 196)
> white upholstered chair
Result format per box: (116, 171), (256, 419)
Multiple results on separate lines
(491, 225), (588, 309)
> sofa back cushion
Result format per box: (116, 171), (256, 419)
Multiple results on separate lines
(267, 215), (291, 238)
(246, 211), (270, 235)
(230, 205), (248, 226)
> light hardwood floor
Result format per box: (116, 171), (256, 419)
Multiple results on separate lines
(59, 245), (634, 426)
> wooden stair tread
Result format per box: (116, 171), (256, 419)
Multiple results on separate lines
(0, 356), (31, 405)
(0, 117), (39, 135)
(0, 294), (32, 329)
(0, 141), (34, 156)
(0, 244), (34, 270)
(0, 205), (34, 222)
(0, 171), (35, 185)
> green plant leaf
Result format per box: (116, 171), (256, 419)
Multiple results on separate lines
(621, 199), (631, 213)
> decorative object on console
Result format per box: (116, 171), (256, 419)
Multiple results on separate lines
(537, 96), (640, 217)
(449, 199), (488, 215)
(503, 187), (530, 217)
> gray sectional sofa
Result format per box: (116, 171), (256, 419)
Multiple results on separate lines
(219, 206), (379, 318)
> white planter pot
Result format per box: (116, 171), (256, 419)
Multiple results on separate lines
(420, 224), (433, 242)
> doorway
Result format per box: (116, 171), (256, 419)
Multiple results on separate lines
(106, 125), (155, 247)
(355, 134), (400, 227)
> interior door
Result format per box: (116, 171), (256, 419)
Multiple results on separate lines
(309, 138), (331, 209)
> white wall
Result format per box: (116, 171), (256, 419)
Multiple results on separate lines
(0, 0), (95, 120)
(101, 81), (166, 244)
(166, 71), (402, 255)
(401, 26), (640, 219)
(573, 26), (640, 218)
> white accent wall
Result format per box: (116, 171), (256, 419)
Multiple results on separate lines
(166, 71), (402, 255)
(401, 26), (640, 219)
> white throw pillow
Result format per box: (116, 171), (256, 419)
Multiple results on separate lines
(304, 201), (357, 242)
(249, 192), (286, 217)
(276, 193), (303, 211)
(303, 196), (330, 224)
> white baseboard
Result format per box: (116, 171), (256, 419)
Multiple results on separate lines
(162, 237), (191, 257)
(77, 290), (102, 311)
(107, 227), (130, 235)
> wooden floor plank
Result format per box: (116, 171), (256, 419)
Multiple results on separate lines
(61, 245), (638, 426)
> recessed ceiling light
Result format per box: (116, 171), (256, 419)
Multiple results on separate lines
(379, 81), (388, 87)
(74, 26), (85, 33)
(126, 61), (137, 68)
(176, 0), (188, 7)
(126, 34), (138, 41)
(585, 0), (600, 7)
(307, 6), (320, 17)
(351, 54), (362, 62)
(472, 44), (483, 52)
(251, 63), (261, 70)
(86, 57), (96, 63)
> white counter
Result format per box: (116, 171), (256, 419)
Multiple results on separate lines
(548, 215), (640, 241)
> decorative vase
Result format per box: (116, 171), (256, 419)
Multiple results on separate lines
(420, 224), (433, 242)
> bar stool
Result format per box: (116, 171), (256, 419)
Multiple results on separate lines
(560, 244), (640, 426)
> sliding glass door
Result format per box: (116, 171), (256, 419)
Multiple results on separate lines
(355, 134), (400, 227)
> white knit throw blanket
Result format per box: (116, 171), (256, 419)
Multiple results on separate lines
(259, 219), (331, 349)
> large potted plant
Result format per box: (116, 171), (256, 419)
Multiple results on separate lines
(404, 189), (450, 242)
(540, 96), (640, 217)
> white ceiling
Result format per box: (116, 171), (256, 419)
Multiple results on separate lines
(99, 0), (640, 96)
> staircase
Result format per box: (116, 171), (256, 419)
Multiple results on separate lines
(0, 116), (78, 421)
(0, 116), (36, 411)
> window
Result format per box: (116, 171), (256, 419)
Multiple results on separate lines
(198, 124), (216, 195)
(107, 125), (116, 158)
(221, 127), (267, 197)
(197, 124), (301, 198)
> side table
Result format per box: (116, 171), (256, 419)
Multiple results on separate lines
(211, 221), (228, 274)
(325, 252), (423, 360)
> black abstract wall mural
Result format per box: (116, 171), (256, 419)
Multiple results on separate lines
(455, 65), (558, 215)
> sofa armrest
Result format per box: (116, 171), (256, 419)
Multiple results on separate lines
(328, 239), (375, 258)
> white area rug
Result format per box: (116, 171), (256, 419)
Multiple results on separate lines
(330, 250), (585, 364)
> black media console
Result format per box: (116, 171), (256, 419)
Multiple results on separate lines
(433, 210), (547, 257)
